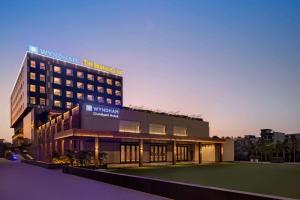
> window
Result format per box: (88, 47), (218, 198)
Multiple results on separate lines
(97, 86), (104, 93)
(29, 84), (36, 92)
(66, 91), (73, 98)
(30, 60), (36, 68)
(87, 74), (94, 81)
(54, 66), (61, 73)
(66, 80), (73, 87)
(77, 93), (84, 100)
(97, 96), (104, 103)
(150, 145), (167, 162)
(77, 82), (84, 89)
(54, 100), (61, 108)
(87, 84), (94, 91)
(120, 144), (139, 163)
(40, 98), (46, 106)
(66, 102), (73, 109)
(40, 63), (45, 70)
(87, 94), (94, 101)
(115, 100), (121, 106)
(30, 97), (36, 104)
(173, 126), (187, 136)
(53, 89), (62, 96)
(53, 77), (61, 85)
(97, 76), (104, 83)
(77, 71), (84, 78)
(106, 98), (112, 104)
(106, 88), (113, 95)
(149, 124), (166, 135)
(30, 72), (36, 80)
(66, 69), (73, 76)
(40, 86), (46, 94)
(115, 81), (122, 87)
(176, 146), (189, 161)
(106, 78), (113, 85)
(40, 74), (46, 82)
(119, 120), (140, 133)
(115, 90), (121, 96)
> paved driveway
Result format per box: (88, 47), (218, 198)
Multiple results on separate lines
(0, 158), (168, 200)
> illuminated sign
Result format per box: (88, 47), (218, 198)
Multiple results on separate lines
(28, 45), (79, 64)
(83, 59), (123, 76)
(85, 104), (119, 118)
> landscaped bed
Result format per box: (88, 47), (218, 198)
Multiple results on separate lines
(113, 163), (300, 199)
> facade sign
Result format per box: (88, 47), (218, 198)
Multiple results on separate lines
(83, 59), (123, 76)
(28, 45), (79, 64)
(85, 104), (119, 118)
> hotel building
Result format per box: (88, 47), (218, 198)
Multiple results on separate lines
(11, 46), (233, 167)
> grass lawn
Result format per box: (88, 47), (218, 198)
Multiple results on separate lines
(113, 163), (300, 199)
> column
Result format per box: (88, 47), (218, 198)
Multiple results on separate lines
(69, 140), (73, 151)
(139, 139), (144, 167)
(198, 142), (202, 164)
(220, 143), (223, 162)
(80, 140), (84, 151)
(95, 137), (99, 167)
(172, 140), (177, 165)
(55, 140), (58, 152)
(61, 139), (65, 155)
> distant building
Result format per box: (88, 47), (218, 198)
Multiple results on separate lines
(0, 139), (6, 157)
(260, 129), (285, 143)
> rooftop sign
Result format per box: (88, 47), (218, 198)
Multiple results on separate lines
(28, 45), (123, 76)
(28, 45), (79, 64)
(85, 104), (119, 118)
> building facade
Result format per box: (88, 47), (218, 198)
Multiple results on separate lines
(11, 46), (234, 166)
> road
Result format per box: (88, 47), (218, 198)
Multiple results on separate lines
(0, 158), (168, 200)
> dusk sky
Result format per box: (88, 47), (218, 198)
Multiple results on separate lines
(0, 0), (299, 142)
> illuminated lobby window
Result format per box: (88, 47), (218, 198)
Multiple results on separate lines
(29, 84), (36, 92)
(87, 84), (94, 91)
(40, 74), (46, 82)
(115, 90), (121, 96)
(40, 98), (46, 106)
(119, 120), (140, 133)
(87, 94), (94, 101)
(54, 66), (61, 73)
(66, 69), (73, 76)
(40, 62), (46, 70)
(106, 98), (112, 104)
(149, 124), (166, 135)
(120, 144), (139, 163)
(176, 146), (189, 161)
(40, 86), (46, 94)
(106, 88), (113, 95)
(106, 78), (113, 85)
(54, 100), (62, 108)
(53, 88), (62, 96)
(30, 60), (36, 68)
(77, 71), (84, 78)
(150, 145), (167, 162)
(97, 86), (104, 93)
(66, 91), (73, 98)
(66, 79), (73, 87)
(115, 81), (122, 87)
(53, 77), (61, 85)
(77, 82), (84, 89)
(97, 76), (104, 83)
(97, 96), (104, 103)
(66, 102), (73, 109)
(77, 93), (84, 100)
(115, 100), (121, 106)
(30, 97), (36, 104)
(30, 72), (36, 80)
(173, 126), (187, 136)
(87, 74), (94, 81)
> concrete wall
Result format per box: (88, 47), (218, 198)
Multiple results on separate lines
(81, 103), (209, 137)
(223, 139), (234, 161)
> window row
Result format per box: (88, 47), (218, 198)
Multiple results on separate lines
(30, 72), (46, 82)
(30, 60), (46, 70)
(52, 65), (122, 86)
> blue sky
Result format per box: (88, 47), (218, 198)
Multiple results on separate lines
(0, 0), (300, 141)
